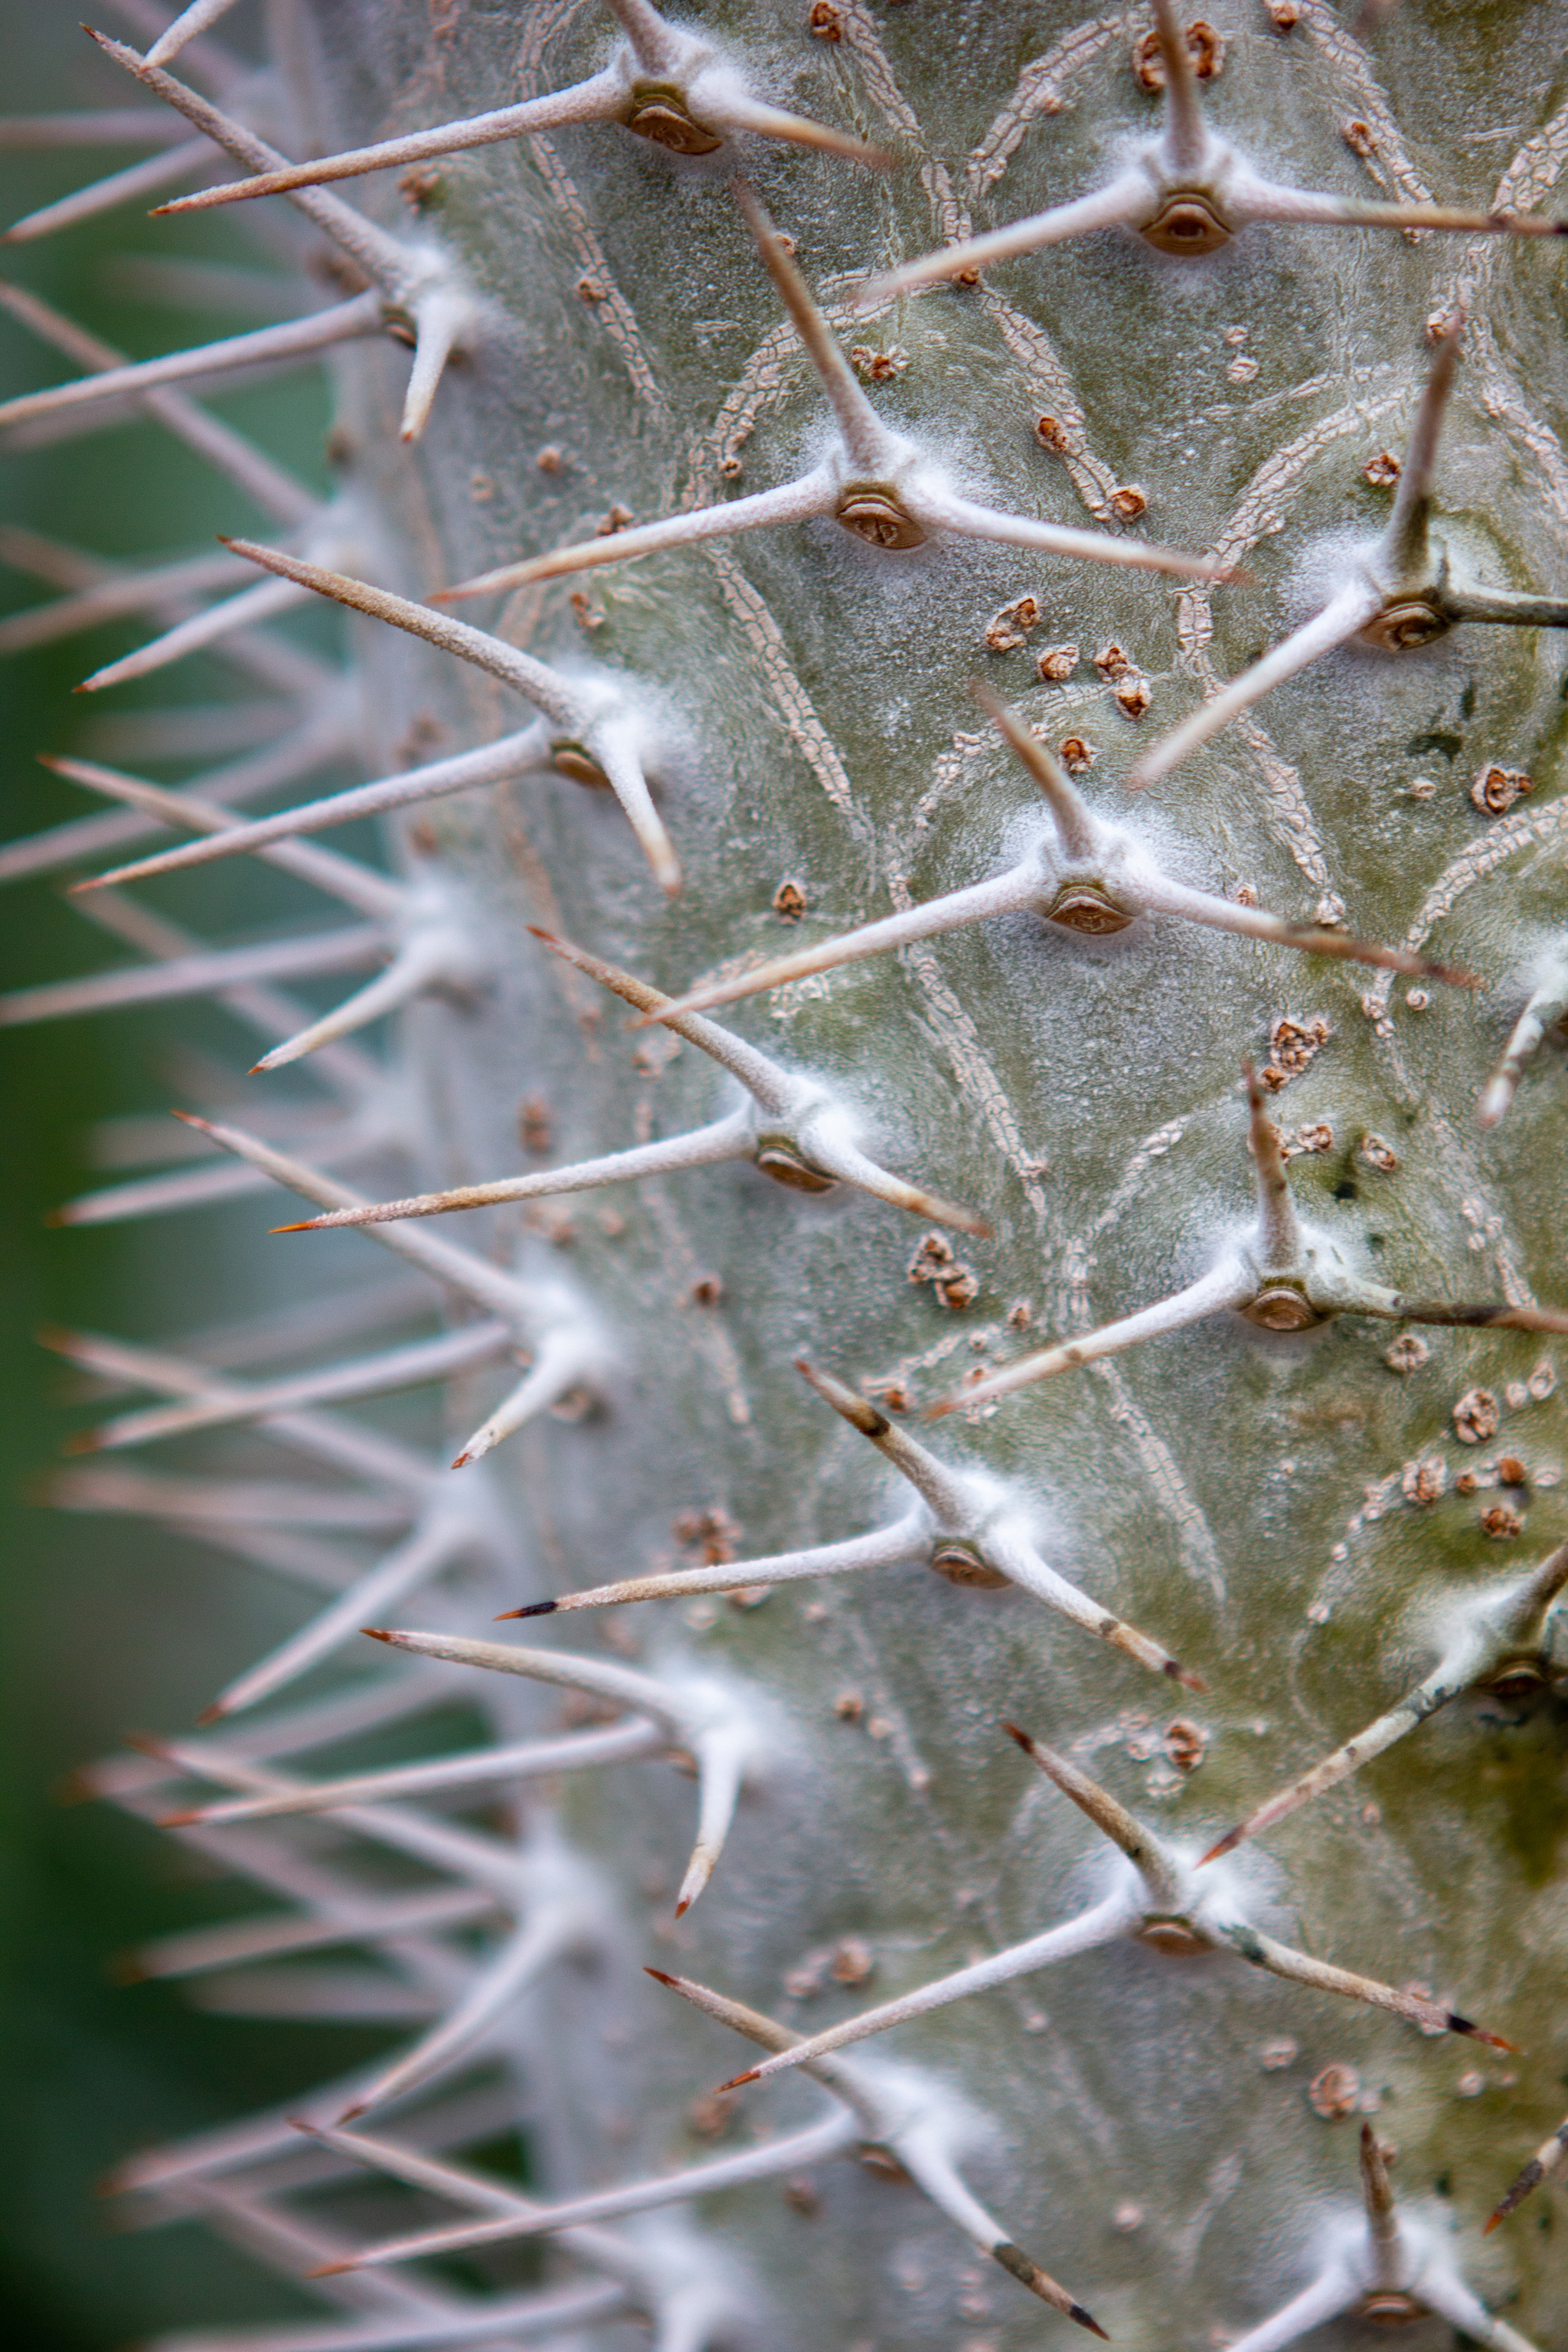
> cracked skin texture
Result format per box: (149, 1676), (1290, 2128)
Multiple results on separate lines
(16, 1), (1568, 2346)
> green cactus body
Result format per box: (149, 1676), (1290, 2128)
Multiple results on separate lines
(5, 3), (1568, 2347)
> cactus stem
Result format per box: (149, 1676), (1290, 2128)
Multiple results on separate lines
(437, 184), (1222, 603)
(714, 1718), (1498, 2096)
(867, 11), (1562, 304)
(1201, 1540), (1568, 1863)
(150, 0), (886, 219)
(503, 1356), (1198, 1687)
(642, 696), (1462, 1031)
(1134, 317), (1568, 791)
(278, 926), (988, 1236)
(935, 1071), (1568, 1415)
(1223, 2126), (1542, 2352)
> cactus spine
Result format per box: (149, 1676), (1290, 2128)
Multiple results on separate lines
(6, 3), (1568, 2346)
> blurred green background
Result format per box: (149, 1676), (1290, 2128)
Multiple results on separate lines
(0, 12), (404, 2342)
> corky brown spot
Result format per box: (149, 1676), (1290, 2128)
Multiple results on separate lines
(1308, 2062), (1361, 2119)
(1163, 1718), (1207, 1771)
(1401, 1455), (1447, 1506)
(517, 1095), (551, 1155)
(1472, 763), (1533, 815)
(849, 345), (907, 382)
(1384, 1334), (1431, 1374)
(986, 595), (1042, 653)
(909, 1231), (979, 1310)
(1132, 21), (1223, 90)
(674, 1505), (741, 1566)
(1260, 1015), (1329, 1090)
(1454, 1387), (1501, 1445)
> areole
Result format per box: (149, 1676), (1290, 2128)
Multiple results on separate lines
(1240, 1282), (1325, 1333)
(622, 81), (724, 155)
(1140, 188), (1233, 256)
(1137, 1916), (1210, 1957)
(550, 741), (612, 788)
(1482, 1657), (1553, 1705)
(927, 1541), (1011, 1590)
(753, 1138), (838, 1193)
(1359, 594), (1452, 652)
(1046, 882), (1135, 936)
(834, 485), (929, 549)
(1356, 2291), (1426, 2324)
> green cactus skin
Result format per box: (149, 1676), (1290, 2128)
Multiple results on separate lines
(6, 4), (1568, 2348)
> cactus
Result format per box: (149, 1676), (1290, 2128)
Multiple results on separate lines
(5, 2), (1568, 2346)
